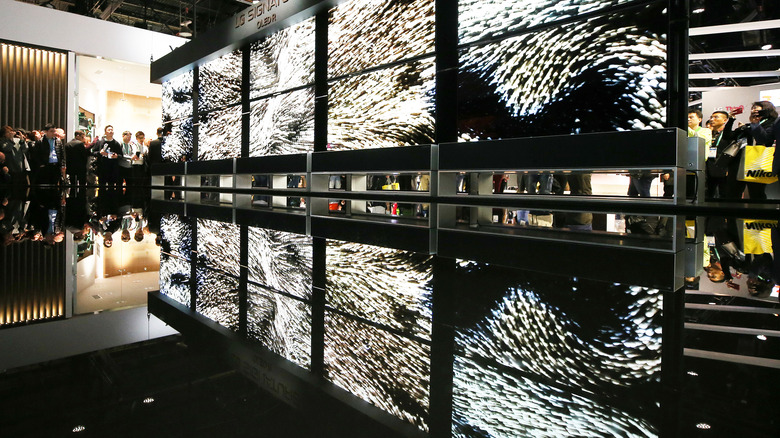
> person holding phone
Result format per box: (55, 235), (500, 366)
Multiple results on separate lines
(719, 101), (776, 200)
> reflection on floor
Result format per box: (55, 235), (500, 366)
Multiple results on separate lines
(76, 271), (160, 314)
(0, 335), (314, 437)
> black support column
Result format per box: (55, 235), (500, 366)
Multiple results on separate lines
(661, 287), (685, 437)
(430, 3), (459, 435)
(311, 236), (326, 376)
(192, 66), (200, 161)
(435, 0), (459, 144)
(242, 48), (251, 158)
(239, 225), (249, 337)
(314, 11), (329, 153)
(667, 0), (689, 129)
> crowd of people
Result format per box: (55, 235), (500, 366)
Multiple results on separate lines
(1, 124), (166, 189)
(689, 100), (780, 201)
(0, 183), (157, 252)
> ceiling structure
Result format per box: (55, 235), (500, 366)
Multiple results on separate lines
(16, 0), (248, 38)
(16, 0), (780, 108)
(688, 0), (780, 102)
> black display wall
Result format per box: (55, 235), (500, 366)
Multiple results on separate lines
(150, 1), (690, 437)
(153, 0), (682, 163)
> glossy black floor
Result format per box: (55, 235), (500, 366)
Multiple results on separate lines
(1, 184), (779, 437)
(0, 335), (316, 438)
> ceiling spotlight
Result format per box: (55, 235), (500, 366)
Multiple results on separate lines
(692, 8), (705, 14)
(180, 19), (192, 26)
(762, 44), (773, 50)
(178, 30), (193, 38)
(143, 397), (155, 404)
(687, 371), (699, 376)
(72, 425), (86, 433)
(696, 423), (711, 430)
(757, 335), (767, 341)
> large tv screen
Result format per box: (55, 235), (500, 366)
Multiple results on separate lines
(249, 88), (315, 157)
(247, 284), (312, 370)
(158, 214), (192, 307)
(161, 70), (193, 122)
(250, 17), (315, 99)
(247, 227), (313, 300)
(457, 1), (666, 140)
(195, 267), (240, 331)
(324, 311), (430, 431)
(161, 118), (193, 162)
(326, 240), (433, 340)
(197, 219), (240, 277)
(199, 49), (242, 112)
(450, 261), (662, 437)
(198, 105), (242, 160)
(328, 0), (434, 78)
(458, 0), (639, 44)
(327, 58), (435, 151)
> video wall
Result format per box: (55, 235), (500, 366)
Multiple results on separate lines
(158, 216), (663, 434)
(160, 0), (666, 160)
(154, 0), (672, 434)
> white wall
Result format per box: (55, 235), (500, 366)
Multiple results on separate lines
(0, 0), (186, 64)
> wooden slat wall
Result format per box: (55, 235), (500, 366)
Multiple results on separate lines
(0, 42), (68, 132)
(0, 240), (65, 327)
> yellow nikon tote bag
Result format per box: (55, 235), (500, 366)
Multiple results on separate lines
(738, 145), (778, 184)
(740, 219), (776, 255)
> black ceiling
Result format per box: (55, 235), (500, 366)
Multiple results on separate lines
(20, 0), (246, 37)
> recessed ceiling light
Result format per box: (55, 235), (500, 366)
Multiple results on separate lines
(687, 371), (699, 376)
(696, 423), (711, 430)
(693, 8), (705, 14)
(143, 397), (155, 404)
(757, 335), (767, 341)
(72, 425), (86, 433)
(180, 20), (192, 26)
(179, 31), (192, 37)
(762, 44), (773, 50)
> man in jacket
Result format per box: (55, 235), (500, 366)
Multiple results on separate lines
(65, 130), (89, 186)
(31, 123), (66, 186)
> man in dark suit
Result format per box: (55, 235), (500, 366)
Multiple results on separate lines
(31, 123), (66, 186)
(148, 126), (166, 165)
(65, 130), (88, 186)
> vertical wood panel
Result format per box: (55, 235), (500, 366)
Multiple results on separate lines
(0, 43), (67, 131)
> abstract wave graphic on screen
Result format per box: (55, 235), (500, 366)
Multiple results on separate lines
(248, 227), (312, 300)
(197, 219), (240, 277)
(457, 1), (666, 140)
(451, 261), (662, 437)
(195, 269), (239, 331)
(161, 70), (193, 122)
(326, 240), (433, 340)
(250, 18), (315, 98)
(199, 50), (242, 112)
(199, 105), (242, 160)
(327, 59), (435, 151)
(161, 118), (193, 162)
(158, 214), (192, 306)
(193, 219), (241, 331)
(324, 240), (433, 431)
(325, 312), (431, 432)
(249, 88), (314, 156)
(247, 284), (312, 370)
(328, 0), (434, 78)
(458, 0), (638, 44)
